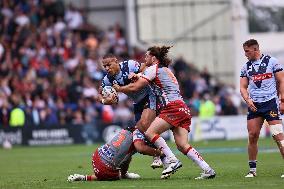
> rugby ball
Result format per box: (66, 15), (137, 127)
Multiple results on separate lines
(102, 86), (119, 103)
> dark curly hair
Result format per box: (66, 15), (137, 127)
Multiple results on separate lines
(102, 54), (117, 59)
(147, 45), (172, 67)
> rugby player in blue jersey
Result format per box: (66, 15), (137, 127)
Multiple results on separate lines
(98, 54), (163, 169)
(240, 39), (284, 178)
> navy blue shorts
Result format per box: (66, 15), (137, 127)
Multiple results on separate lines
(133, 95), (151, 123)
(247, 98), (281, 121)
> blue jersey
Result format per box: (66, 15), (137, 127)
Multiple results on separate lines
(101, 60), (154, 105)
(240, 55), (283, 102)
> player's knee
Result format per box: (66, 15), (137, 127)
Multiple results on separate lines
(248, 132), (259, 143)
(269, 124), (284, 137)
(136, 119), (150, 133)
(270, 124), (284, 148)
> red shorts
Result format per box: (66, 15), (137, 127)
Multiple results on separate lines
(92, 150), (120, 181)
(158, 100), (191, 131)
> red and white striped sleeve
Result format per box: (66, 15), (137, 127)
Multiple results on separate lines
(140, 64), (157, 82)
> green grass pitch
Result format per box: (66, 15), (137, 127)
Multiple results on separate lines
(0, 138), (283, 189)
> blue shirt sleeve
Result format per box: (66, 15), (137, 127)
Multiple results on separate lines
(271, 57), (283, 73)
(240, 64), (247, 78)
(128, 60), (141, 73)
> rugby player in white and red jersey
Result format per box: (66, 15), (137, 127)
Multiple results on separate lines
(114, 46), (216, 179)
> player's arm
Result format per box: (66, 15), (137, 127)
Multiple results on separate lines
(134, 140), (163, 157)
(97, 86), (116, 105)
(275, 71), (284, 100)
(240, 77), (249, 102)
(114, 76), (149, 93)
(132, 129), (163, 157)
(240, 77), (257, 112)
(98, 79), (117, 105)
(275, 71), (284, 113)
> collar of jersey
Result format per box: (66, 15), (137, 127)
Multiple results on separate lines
(252, 54), (264, 65)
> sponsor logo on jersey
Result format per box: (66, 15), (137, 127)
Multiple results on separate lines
(269, 111), (278, 118)
(252, 73), (272, 82)
(178, 107), (191, 116)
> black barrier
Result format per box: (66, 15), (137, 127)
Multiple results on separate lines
(0, 127), (22, 145)
(22, 124), (85, 146)
(0, 124), (86, 146)
(0, 124), (172, 146)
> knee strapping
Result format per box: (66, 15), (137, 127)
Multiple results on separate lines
(269, 124), (284, 136)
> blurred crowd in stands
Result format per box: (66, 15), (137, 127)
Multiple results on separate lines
(0, 0), (247, 131)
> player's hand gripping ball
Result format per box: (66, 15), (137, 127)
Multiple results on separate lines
(102, 86), (119, 103)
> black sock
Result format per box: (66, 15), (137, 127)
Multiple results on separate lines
(248, 160), (257, 172)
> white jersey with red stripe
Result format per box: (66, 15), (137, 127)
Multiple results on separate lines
(141, 64), (183, 104)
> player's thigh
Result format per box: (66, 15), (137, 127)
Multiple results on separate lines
(172, 127), (190, 149)
(145, 117), (172, 139)
(267, 119), (282, 125)
(247, 117), (264, 135)
(136, 108), (156, 132)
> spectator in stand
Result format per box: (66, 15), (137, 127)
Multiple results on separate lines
(221, 96), (238, 115)
(64, 4), (83, 30)
(200, 67), (211, 86)
(0, 0), (251, 132)
(199, 93), (216, 120)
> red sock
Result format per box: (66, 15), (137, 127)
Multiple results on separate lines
(85, 175), (92, 181)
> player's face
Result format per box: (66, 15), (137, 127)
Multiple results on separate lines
(243, 45), (257, 61)
(144, 51), (154, 66)
(102, 57), (120, 76)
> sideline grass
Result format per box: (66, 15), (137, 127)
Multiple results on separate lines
(0, 138), (283, 189)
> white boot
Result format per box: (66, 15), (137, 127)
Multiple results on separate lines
(151, 156), (163, 169)
(195, 169), (216, 180)
(245, 171), (257, 178)
(67, 174), (85, 182)
(121, 172), (141, 179)
(161, 157), (182, 176)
